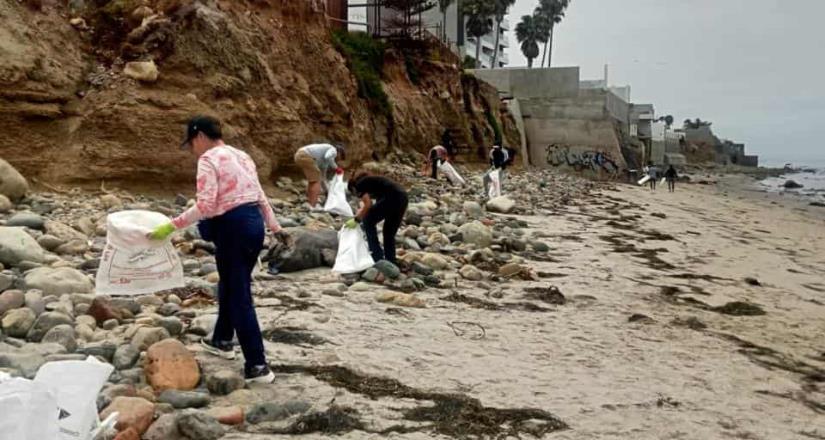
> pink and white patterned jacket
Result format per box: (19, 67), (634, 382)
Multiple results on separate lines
(172, 145), (281, 232)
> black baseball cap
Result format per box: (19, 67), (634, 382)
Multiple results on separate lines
(181, 115), (222, 149)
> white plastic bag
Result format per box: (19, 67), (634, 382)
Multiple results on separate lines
(324, 174), (354, 217)
(438, 161), (466, 186)
(0, 377), (60, 440)
(95, 210), (184, 296)
(34, 357), (115, 440)
(332, 226), (374, 274)
(488, 169), (502, 199)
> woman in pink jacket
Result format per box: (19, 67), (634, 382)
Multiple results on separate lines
(151, 116), (286, 384)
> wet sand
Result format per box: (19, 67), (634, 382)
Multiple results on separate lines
(215, 178), (825, 439)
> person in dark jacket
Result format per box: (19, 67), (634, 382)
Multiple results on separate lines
(345, 172), (409, 265)
(483, 145), (508, 197)
(665, 165), (678, 192)
(427, 145), (448, 179)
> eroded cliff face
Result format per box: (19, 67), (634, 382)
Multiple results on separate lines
(0, 0), (516, 188)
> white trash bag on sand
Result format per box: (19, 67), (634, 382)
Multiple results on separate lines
(95, 210), (184, 296)
(332, 226), (374, 274)
(35, 357), (115, 440)
(324, 173), (354, 217)
(487, 169), (502, 199)
(438, 161), (466, 186)
(0, 374), (60, 440)
(0, 357), (115, 440)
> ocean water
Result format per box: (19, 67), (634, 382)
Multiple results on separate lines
(759, 167), (825, 200)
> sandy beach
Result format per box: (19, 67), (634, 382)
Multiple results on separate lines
(199, 175), (825, 440)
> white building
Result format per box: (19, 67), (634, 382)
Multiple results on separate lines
(422, 4), (510, 68)
(353, 2), (510, 68)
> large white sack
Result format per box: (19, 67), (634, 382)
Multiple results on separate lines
(35, 357), (114, 440)
(95, 210), (184, 296)
(324, 174), (354, 217)
(487, 169), (502, 199)
(332, 226), (374, 274)
(438, 161), (466, 186)
(0, 376), (60, 440)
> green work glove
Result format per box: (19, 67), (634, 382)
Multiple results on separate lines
(344, 218), (358, 229)
(149, 222), (176, 241)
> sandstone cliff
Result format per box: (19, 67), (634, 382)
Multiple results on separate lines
(0, 0), (517, 188)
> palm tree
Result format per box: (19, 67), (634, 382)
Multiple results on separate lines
(438, 0), (455, 42)
(463, 0), (495, 68)
(536, 0), (570, 68)
(490, 0), (515, 68)
(515, 14), (541, 68)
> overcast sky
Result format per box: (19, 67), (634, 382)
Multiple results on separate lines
(504, 0), (825, 166)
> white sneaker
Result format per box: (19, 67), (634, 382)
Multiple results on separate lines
(200, 339), (236, 360)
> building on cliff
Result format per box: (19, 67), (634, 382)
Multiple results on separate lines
(472, 67), (632, 176)
(350, 2), (509, 68)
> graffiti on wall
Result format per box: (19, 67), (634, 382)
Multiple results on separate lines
(545, 144), (620, 175)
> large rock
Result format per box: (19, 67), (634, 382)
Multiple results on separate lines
(24, 267), (93, 295)
(6, 212), (45, 230)
(158, 390), (210, 409)
(1, 307), (36, 337)
(144, 339), (200, 392)
(26, 311), (73, 342)
(0, 158), (29, 201)
(44, 220), (87, 241)
(0, 352), (46, 378)
(143, 414), (189, 440)
(205, 369), (245, 396)
(265, 228), (338, 272)
(463, 201), (484, 218)
(458, 221), (493, 248)
(131, 326), (171, 351)
(420, 253), (450, 270)
(0, 273), (13, 292)
(123, 60), (159, 82)
(100, 396), (156, 436)
(486, 196), (516, 214)
(0, 194), (12, 213)
(88, 296), (123, 324)
(113, 344), (141, 370)
(144, 414), (185, 440)
(177, 411), (225, 440)
(41, 324), (77, 352)
(459, 265), (484, 281)
(0, 289), (25, 315)
(0, 227), (45, 266)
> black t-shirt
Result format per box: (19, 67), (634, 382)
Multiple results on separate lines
(353, 176), (406, 203)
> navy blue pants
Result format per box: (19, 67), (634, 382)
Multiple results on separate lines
(199, 204), (266, 369)
(362, 196), (408, 265)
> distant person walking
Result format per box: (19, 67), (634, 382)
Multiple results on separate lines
(483, 145), (508, 196)
(294, 143), (345, 211)
(427, 145), (449, 179)
(646, 162), (659, 191)
(665, 165), (678, 192)
(346, 171), (409, 265)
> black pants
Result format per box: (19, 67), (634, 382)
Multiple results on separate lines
(430, 160), (439, 179)
(667, 179), (675, 192)
(199, 204), (266, 369)
(362, 196), (408, 264)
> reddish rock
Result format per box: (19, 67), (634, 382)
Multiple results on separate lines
(113, 427), (140, 440)
(144, 339), (200, 392)
(207, 406), (245, 425)
(100, 397), (155, 436)
(88, 297), (122, 325)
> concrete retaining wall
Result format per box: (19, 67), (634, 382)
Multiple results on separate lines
(471, 67), (580, 99)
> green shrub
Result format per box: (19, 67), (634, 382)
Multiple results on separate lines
(485, 106), (503, 146)
(331, 31), (392, 119)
